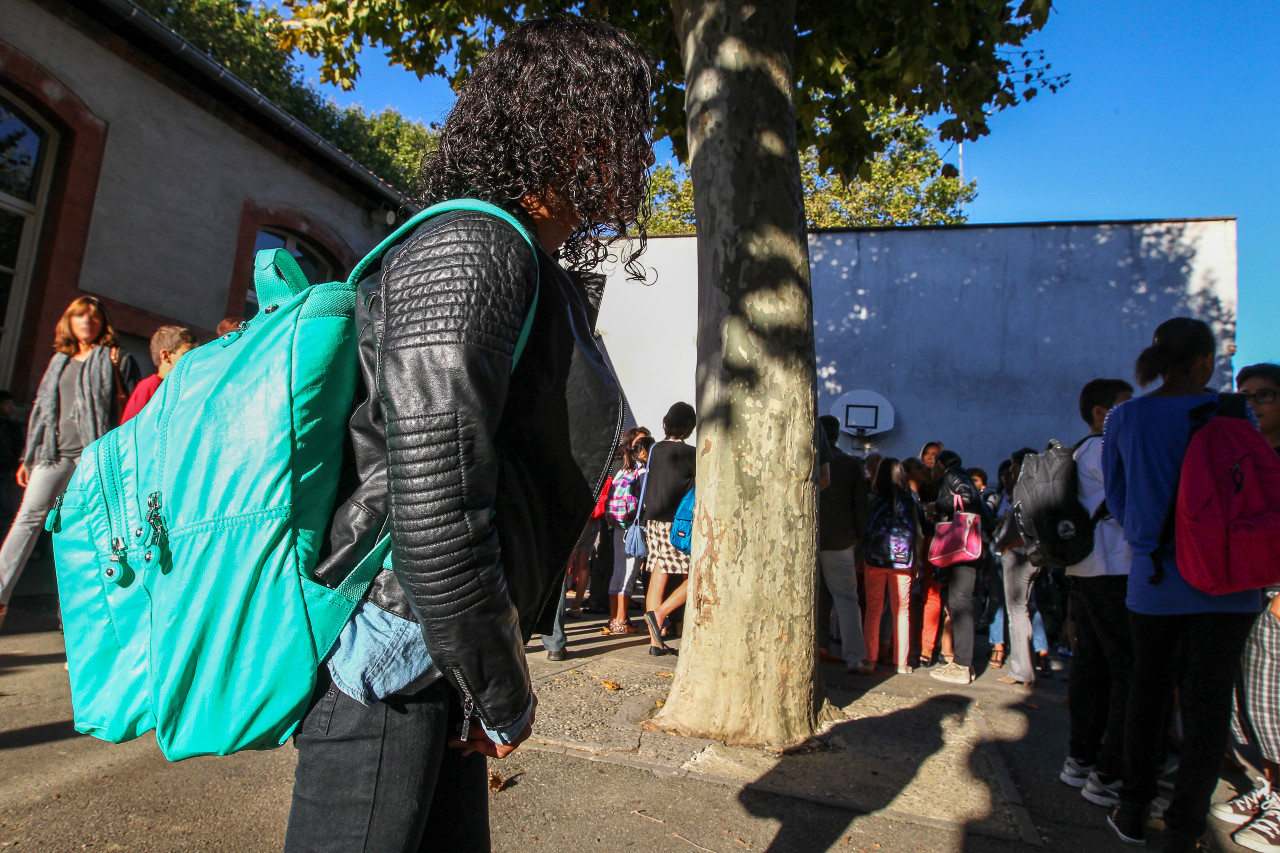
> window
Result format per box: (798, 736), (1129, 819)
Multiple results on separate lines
(246, 228), (335, 317)
(0, 90), (57, 384)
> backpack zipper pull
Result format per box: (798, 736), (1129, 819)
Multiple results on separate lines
(44, 494), (64, 533)
(145, 491), (167, 545)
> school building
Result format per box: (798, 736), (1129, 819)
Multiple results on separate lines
(1, 0), (408, 397)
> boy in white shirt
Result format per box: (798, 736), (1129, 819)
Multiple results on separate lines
(1059, 378), (1135, 808)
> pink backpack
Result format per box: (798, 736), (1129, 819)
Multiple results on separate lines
(1159, 395), (1280, 595)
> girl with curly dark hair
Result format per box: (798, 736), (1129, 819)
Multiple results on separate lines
(284, 17), (653, 852)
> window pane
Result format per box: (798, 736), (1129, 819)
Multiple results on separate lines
(0, 208), (23, 269)
(291, 244), (331, 283)
(254, 230), (287, 254)
(0, 97), (46, 203)
(0, 269), (11, 328)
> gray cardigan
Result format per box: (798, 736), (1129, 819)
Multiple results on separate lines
(23, 346), (140, 467)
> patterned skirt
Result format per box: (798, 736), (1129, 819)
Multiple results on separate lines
(645, 520), (690, 575)
(1232, 598), (1280, 764)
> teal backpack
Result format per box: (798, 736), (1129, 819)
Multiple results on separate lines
(47, 200), (537, 761)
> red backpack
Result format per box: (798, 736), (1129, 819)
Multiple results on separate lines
(1154, 394), (1280, 595)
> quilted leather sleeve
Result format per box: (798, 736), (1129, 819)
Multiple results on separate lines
(376, 211), (538, 731)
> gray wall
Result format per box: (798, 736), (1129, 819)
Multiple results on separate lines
(3, 0), (390, 333)
(599, 219), (1237, 475)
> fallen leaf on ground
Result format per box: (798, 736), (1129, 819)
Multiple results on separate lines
(735, 839), (751, 848)
(488, 772), (504, 792)
(655, 699), (664, 707)
(567, 669), (581, 675)
(601, 680), (622, 690)
(656, 672), (673, 678)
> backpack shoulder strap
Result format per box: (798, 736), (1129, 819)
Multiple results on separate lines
(1073, 432), (1103, 452)
(350, 199), (541, 368)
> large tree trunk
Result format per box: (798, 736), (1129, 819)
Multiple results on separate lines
(651, 0), (820, 747)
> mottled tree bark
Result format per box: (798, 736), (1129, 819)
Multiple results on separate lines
(651, 0), (821, 747)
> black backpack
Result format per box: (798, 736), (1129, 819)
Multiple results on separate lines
(1012, 435), (1107, 569)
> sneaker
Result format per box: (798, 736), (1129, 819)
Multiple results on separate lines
(1108, 804), (1147, 845)
(929, 662), (972, 685)
(1082, 771), (1123, 807)
(1211, 780), (1271, 826)
(1235, 794), (1280, 852)
(1059, 756), (1095, 788)
(896, 665), (913, 675)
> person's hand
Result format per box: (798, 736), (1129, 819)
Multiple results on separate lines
(450, 694), (537, 758)
(1269, 593), (1280, 624)
(15, 464), (28, 488)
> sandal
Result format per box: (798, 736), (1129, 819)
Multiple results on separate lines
(996, 675), (1035, 686)
(989, 646), (1006, 669)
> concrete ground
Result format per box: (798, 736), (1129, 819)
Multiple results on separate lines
(0, 598), (1259, 852)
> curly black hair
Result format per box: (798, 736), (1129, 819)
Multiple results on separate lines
(418, 17), (654, 278)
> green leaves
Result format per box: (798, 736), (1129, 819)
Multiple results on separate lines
(649, 108), (977, 233)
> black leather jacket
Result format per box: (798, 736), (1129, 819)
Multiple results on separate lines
(313, 208), (625, 733)
(934, 465), (995, 534)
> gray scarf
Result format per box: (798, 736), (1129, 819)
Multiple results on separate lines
(23, 346), (117, 467)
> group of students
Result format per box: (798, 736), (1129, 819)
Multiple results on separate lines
(0, 296), (200, 628)
(549, 401), (697, 660)
(815, 316), (1280, 853)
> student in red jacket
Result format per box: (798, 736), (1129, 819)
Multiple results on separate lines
(121, 326), (197, 423)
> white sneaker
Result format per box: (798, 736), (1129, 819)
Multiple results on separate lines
(929, 662), (972, 684)
(896, 664), (913, 675)
(1212, 780), (1271, 826)
(1236, 794), (1280, 852)
(1059, 756), (1095, 788)
(1081, 771), (1123, 807)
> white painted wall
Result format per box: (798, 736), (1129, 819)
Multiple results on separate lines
(598, 219), (1237, 475)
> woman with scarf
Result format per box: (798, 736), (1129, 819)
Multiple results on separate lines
(0, 296), (138, 626)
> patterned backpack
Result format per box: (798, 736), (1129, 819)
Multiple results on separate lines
(607, 466), (644, 526)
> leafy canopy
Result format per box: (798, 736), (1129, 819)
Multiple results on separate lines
(277, 0), (1065, 182)
(134, 0), (435, 194)
(648, 108), (977, 235)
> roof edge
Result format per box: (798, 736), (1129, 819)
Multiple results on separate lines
(66, 0), (415, 213)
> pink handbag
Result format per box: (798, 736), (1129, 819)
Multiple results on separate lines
(928, 495), (983, 567)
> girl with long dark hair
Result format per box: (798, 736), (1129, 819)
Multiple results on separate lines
(863, 457), (918, 674)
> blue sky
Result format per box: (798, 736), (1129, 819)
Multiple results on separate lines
(295, 0), (1278, 371)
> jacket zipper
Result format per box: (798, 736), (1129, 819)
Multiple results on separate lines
(450, 666), (477, 738)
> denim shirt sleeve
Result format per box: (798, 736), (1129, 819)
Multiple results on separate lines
(327, 600), (435, 705)
(480, 698), (533, 745)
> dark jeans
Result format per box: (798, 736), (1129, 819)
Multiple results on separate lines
(544, 573), (570, 654)
(1121, 610), (1255, 837)
(816, 564), (834, 650)
(1067, 575), (1131, 776)
(943, 562), (978, 668)
(285, 677), (490, 852)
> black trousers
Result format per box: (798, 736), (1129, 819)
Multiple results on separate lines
(1121, 609), (1255, 837)
(285, 676), (490, 852)
(944, 562), (978, 668)
(1067, 575), (1131, 776)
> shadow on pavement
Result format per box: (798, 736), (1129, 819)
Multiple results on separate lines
(0, 651), (67, 674)
(0, 720), (80, 751)
(739, 694), (975, 852)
